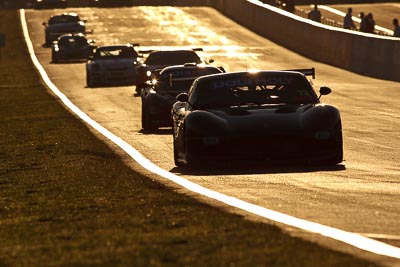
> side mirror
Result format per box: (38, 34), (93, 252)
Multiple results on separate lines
(42, 22), (47, 26)
(319, 86), (331, 99)
(176, 93), (189, 102)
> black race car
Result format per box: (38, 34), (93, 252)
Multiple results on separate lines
(51, 33), (95, 63)
(135, 49), (214, 94)
(86, 44), (142, 87)
(43, 12), (86, 45)
(172, 68), (343, 167)
(141, 63), (225, 131)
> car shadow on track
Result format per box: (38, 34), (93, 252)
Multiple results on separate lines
(170, 162), (346, 176)
(139, 128), (173, 135)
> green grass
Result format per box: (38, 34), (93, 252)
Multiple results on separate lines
(0, 10), (379, 267)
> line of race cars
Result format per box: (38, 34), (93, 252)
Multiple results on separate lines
(43, 11), (343, 168)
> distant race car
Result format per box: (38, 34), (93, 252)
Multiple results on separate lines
(33, 0), (67, 9)
(141, 63), (225, 131)
(135, 49), (214, 94)
(43, 12), (86, 45)
(86, 44), (142, 87)
(172, 68), (343, 167)
(89, 0), (135, 6)
(51, 33), (95, 63)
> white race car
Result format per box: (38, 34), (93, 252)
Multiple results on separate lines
(86, 44), (142, 87)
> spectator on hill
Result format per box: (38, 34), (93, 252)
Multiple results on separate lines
(359, 12), (367, 32)
(365, 13), (375, 34)
(343, 7), (356, 30)
(308, 4), (321, 23)
(393, 18), (400, 37)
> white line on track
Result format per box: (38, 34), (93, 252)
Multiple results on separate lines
(20, 9), (400, 260)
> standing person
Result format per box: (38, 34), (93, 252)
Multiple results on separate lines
(343, 7), (356, 30)
(393, 18), (400, 37)
(359, 12), (367, 32)
(308, 4), (321, 23)
(365, 13), (375, 34)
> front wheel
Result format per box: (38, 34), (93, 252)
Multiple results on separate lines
(173, 138), (184, 167)
(141, 104), (155, 131)
(86, 73), (95, 87)
(135, 83), (145, 95)
(327, 132), (343, 165)
(184, 134), (200, 168)
(319, 130), (343, 166)
(52, 53), (58, 63)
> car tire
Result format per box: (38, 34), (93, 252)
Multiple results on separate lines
(86, 73), (94, 87)
(173, 138), (184, 167)
(327, 131), (343, 165)
(184, 132), (200, 168)
(135, 83), (144, 95)
(141, 103), (155, 131)
(318, 127), (343, 166)
(45, 36), (51, 46)
(52, 54), (58, 63)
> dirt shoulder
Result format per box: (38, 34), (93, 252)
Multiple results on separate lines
(0, 10), (380, 266)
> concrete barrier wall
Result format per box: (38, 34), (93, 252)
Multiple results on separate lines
(208, 0), (399, 82)
(168, 0), (399, 82)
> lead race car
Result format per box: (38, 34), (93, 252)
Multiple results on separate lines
(141, 63), (225, 131)
(86, 44), (142, 87)
(172, 68), (343, 167)
(43, 12), (86, 45)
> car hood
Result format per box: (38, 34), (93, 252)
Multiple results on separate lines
(47, 23), (84, 32)
(211, 105), (304, 133)
(57, 44), (89, 50)
(190, 103), (339, 135)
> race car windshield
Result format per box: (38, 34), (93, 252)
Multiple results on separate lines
(156, 79), (195, 92)
(49, 16), (80, 24)
(193, 75), (318, 108)
(145, 51), (202, 65)
(95, 48), (138, 59)
(58, 36), (87, 47)
(157, 67), (222, 92)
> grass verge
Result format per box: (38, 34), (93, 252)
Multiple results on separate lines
(0, 9), (379, 267)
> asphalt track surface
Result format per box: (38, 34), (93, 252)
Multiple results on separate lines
(24, 5), (400, 266)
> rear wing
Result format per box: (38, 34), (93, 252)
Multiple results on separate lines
(167, 75), (198, 87)
(138, 47), (204, 55)
(284, 68), (315, 79)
